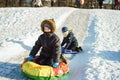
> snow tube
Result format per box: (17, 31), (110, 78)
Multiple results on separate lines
(64, 50), (79, 54)
(61, 47), (80, 54)
(21, 57), (69, 80)
(62, 48), (78, 54)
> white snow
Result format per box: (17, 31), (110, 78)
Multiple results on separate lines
(0, 7), (120, 80)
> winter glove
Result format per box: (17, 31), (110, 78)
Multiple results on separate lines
(52, 62), (59, 68)
(27, 55), (34, 62)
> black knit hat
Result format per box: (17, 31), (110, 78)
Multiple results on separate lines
(62, 26), (68, 32)
(44, 23), (52, 29)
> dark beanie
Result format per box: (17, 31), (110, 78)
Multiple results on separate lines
(44, 23), (52, 29)
(62, 26), (68, 32)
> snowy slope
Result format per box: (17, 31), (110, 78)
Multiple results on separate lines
(0, 7), (120, 80)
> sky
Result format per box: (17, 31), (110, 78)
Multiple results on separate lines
(0, 7), (120, 80)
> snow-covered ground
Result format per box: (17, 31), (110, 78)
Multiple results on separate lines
(0, 7), (120, 80)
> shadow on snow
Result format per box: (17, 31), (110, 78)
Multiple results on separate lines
(97, 51), (120, 62)
(82, 15), (96, 52)
(6, 39), (32, 51)
(0, 62), (28, 80)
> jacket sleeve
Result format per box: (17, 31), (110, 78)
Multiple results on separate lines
(61, 38), (66, 46)
(53, 37), (61, 62)
(65, 33), (73, 49)
(29, 36), (42, 57)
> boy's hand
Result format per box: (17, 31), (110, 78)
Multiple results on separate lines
(27, 55), (34, 61)
(52, 62), (59, 68)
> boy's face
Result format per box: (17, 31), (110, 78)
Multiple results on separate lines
(44, 27), (51, 32)
(62, 31), (68, 37)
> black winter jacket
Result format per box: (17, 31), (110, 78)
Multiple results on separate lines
(61, 32), (78, 50)
(30, 33), (61, 63)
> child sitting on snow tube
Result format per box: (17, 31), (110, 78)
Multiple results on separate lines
(27, 19), (67, 67)
(21, 19), (69, 80)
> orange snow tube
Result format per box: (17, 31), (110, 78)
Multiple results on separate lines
(21, 57), (69, 80)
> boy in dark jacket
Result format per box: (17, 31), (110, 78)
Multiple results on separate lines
(61, 26), (82, 53)
(27, 19), (61, 68)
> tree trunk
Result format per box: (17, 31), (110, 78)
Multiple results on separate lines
(5, 0), (8, 7)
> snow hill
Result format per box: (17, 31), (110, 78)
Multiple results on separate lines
(0, 7), (120, 80)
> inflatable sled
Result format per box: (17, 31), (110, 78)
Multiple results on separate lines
(61, 47), (82, 54)
(21, 56), (69, 80)
(64, 50), (79, 54)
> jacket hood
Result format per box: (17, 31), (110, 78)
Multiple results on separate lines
(68, 29), (72, 33)
(41, 19), (56, 33)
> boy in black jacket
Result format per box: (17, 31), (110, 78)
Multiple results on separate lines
(61, 26), (82, 53)
(27, 19), (61, 68)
